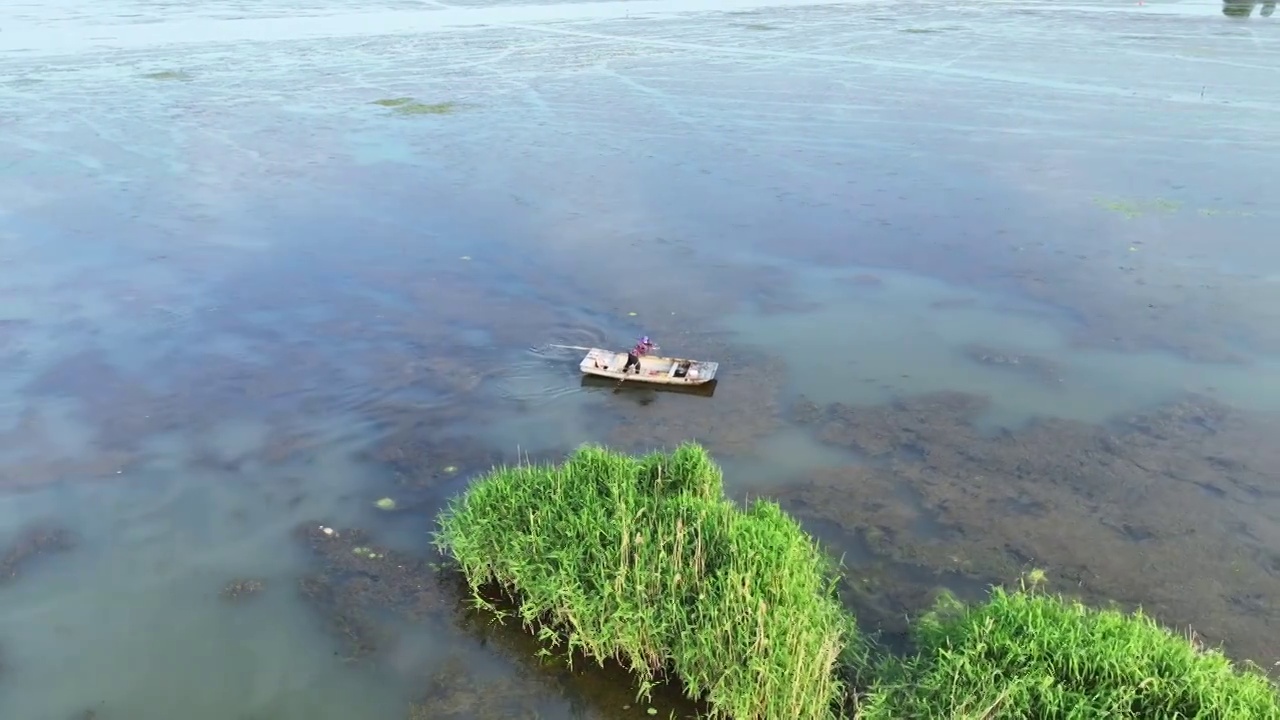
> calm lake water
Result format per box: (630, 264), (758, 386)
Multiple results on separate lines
(2, 0), (1278, 716)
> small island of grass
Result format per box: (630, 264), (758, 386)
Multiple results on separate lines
(435, 443), (853, 719)
(434, 443), (1280, 719)
(861, 582), (1280, 719)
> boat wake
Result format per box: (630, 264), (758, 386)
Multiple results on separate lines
(496, 361), (583, 406)
(507, 324), (614, 405)
(526, 323), (615, 359)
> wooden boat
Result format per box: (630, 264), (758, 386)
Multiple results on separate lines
(580, 374), (718, 397)
(579, 348), (719, 386)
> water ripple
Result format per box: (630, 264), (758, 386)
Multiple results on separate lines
(504, 323), (617, 404)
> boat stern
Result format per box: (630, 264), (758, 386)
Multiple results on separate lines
(579, 348), (620, 374)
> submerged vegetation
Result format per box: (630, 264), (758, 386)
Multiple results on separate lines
(434, 443), (1280, 719)
(141, 70), (191, 81)
(1093, 196), (1182, 219)
(219, 578), (265, 601)
(370, 97), (461, 115)
(0, 524), (76, 583)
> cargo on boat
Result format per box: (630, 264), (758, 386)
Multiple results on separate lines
(579, 347), (719, 385)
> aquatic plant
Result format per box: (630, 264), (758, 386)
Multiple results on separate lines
(434, 443), (854, 720)
(394, 101), (459, 116)
(296, 523), (452, 659)
(1093, 196), (1182, 219)
(370, 97), (461, 115)
(431, 441), (1280, 718)
(0, 525), (76, 583)
(141, 70), (191, 81)
(858, 578), (1280, 719)
(219, 578), (265, 601)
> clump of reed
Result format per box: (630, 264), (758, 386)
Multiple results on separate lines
(434, 443), (1280, 719)
(859, 575), (1280, 719)
(434, 442), (854, 720)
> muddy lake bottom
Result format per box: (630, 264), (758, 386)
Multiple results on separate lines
(2, 0), (1279, 716)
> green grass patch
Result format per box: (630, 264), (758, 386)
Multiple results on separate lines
(434, 443), (854, 720)
(1093, 196), (1183, 219)
(859, 578), (1280, 719)
(370, 97), (461, 115)
(142, 70), (191, 81)
(394, 101), (459, 116)
(433, 444), (1279, 719)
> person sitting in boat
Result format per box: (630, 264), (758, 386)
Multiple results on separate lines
(623, 336), (655, 375)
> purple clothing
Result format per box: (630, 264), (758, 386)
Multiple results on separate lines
(631, 340), (654, 357)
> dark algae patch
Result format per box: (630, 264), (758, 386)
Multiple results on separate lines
(0, 524), (76, 583)
(961, 342), (1063, 385)
(219, 578), (265, 602)
(434, 443), (854, 719)
(295, 522), (451, 660)
(783, 392), (1280, 672)
(407, 656), (544, 719)
(432, 443), (1280, 719)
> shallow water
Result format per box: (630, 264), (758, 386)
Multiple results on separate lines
(722, 263), (1280, 426)
(0, 449), (414, 720)
(2, 0), (1279, 716)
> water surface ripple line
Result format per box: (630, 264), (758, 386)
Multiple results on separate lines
(495, 20), (1280, 112)
(6, 0), (1275, 113)
(1, 0), (873, 55)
